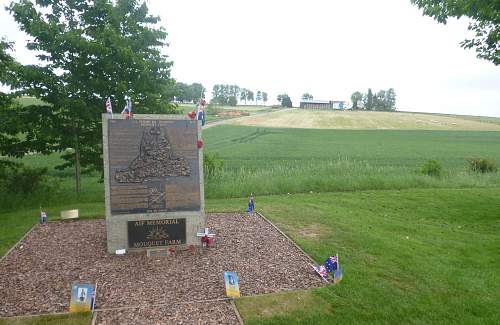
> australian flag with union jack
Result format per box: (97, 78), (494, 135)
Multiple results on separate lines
(324, 255), (338, 273)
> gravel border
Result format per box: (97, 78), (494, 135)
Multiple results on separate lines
(0, 213), (325, 322)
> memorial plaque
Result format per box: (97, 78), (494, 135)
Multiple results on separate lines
(128, 218), (186, 249)
(108, 119), (200, 214)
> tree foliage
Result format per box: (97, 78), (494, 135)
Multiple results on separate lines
(212, 84), (240, 106)
(0, 40), (15, 109)
(351, 88), (396, 111)
(211, 85), (268, 106)
(262, 91), (268, 104)
(256, 90), (262, 104)
(366, 88), (374, 111)
(3, 0), (176, 192)
(411, 0), (500, 64)
(277, 93), (293, 107)
(246, 90), (254, 102)
(301, 93), (313, 100)
(175, 82), (205, 102)
(350, 91), (363, 110)
(240, 89), (248, 104)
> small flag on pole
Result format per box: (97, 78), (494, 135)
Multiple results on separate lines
(121, 96), (132, 119)
(324, 255), (338, 273)
(197, 109), (205, 126)
(196, 98), (206, 126)
(105, 97), (113, 117)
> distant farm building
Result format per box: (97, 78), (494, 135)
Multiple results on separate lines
(300, 99), (348, 110)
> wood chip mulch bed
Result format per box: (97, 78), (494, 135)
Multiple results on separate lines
(0, 213), (325, 323)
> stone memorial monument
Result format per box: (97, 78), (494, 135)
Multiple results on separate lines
(102, 114), (205, 253)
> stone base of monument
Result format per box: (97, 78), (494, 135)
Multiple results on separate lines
(0, 213), (326, 323)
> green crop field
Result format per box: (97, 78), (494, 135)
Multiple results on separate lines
(202, 125), (500, 198)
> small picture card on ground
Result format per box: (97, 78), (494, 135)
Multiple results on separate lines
(69, 283), (96, 313)
(61, 209), (79, 220)
(224, 272), (241, 298)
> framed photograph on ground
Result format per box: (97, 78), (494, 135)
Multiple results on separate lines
(224, 272), (241, 298)
(69, 283), (95, 313)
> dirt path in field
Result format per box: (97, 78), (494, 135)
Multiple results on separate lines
(203, 108), (295, 129)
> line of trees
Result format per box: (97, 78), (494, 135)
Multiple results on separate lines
(174, 82), (206, 103)
(211, 84), (268, 106)
(0, 0), (177, 193)
(351, 88), (396, 111)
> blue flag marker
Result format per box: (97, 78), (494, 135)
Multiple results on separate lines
(246, 193), (255, 213)
(324, 255), (338, 273)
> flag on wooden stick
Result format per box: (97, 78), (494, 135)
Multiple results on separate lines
(105, 97), (113, 117)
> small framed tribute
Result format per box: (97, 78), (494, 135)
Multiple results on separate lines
(69, 283), (96, 313)
(224, 271), (241, 298)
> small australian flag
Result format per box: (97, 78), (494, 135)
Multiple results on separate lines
(324, 255), (338, 273)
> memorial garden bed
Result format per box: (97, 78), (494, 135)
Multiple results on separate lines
(0, 213), (324, 323)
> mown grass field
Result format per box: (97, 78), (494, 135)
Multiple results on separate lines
(3, 188), (498, 324)
(1, 110), (499, 324)
(232, 188), (500, 324)
(229, 109), (500, 131)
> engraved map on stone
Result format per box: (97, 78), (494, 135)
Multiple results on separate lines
(115, 124), (191, 183)
(108, 119), (201, 215)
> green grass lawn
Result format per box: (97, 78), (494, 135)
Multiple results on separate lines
(2, 188), (498, 324)
(0, 313), (91, 325)
(233, 188), (500, 324)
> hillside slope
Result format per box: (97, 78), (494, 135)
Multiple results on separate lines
(228, 109), (500, 130)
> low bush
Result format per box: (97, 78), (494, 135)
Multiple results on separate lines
(466, 158), (497, 173)
(203, 151), (224, 179)
(0, 161), (49, 195)
(420, 160), (442, 177)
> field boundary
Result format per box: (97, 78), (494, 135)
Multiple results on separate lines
(230, 299), (245, 325)
(256, 211), (318, 265)
(0, 223), (37, 263)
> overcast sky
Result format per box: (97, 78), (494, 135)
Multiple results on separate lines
(1, 0), (499, 117)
